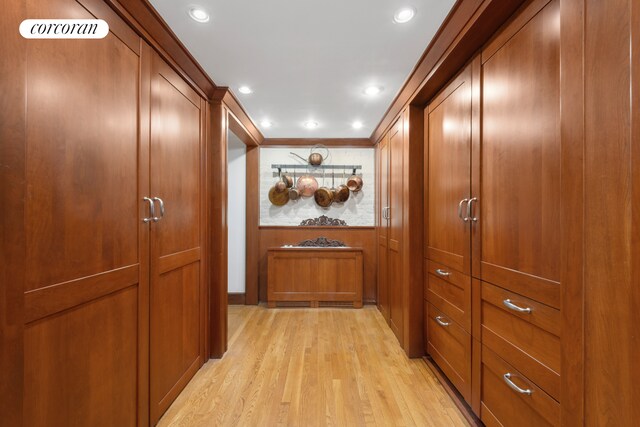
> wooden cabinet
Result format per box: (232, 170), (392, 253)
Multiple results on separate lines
(377, 134), (390, 321)
(424, 0), (563, 423)
(377, 109), (424, 357)
(424, 58), (477, 407)
(378, 118), (404, 341)
(267, 248), (363, 307)
(148, 51), (207, 424)
(479, 0), (561, 309)
(13, 1), (207, 423)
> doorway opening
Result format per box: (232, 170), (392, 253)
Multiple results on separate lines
(227, 129), (248, 340)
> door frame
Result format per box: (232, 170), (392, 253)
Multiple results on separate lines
(208, 89), (261, 358)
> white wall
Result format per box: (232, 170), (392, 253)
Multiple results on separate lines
(259, 147), (375, 226)
(227, 132), (246, 293)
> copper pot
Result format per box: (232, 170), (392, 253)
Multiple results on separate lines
(314, 186), (333, 207)
(290, 144), (329, 166)
(289, 186), (301, 200)
(346, 172), (363, 192)
(282, 173), (294, 188)
(333, 184), (350, 203)
(274, 179), (288, 193)
(288, 171), (301, 200)
(269, 185), (289, 206)
(297, 174), (318, 197)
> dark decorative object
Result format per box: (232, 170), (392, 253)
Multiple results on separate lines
(296, 237), (347, 247)
(299, 215), (347, 226)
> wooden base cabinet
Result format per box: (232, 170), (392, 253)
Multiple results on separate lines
(424, 0), (564, 424)
(267, 248), (363, 308)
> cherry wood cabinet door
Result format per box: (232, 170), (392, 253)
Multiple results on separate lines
(20, 0), (147, 425)
(479, 0), (561, 309)
(149, 53), (206, 423)
(427, 64), (473, 275)
(388, 118), (404, 342)
(377, 135), (390, 321)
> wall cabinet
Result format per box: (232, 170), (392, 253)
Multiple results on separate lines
(424, 0), (563, 424)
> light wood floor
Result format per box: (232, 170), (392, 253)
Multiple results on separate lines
(158, 305), (468, 427)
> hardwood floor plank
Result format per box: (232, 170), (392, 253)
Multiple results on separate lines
(158, 306), (468, 426)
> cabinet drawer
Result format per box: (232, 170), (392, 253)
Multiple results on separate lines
(481, 345), (559, 427)
(425, 260), (471, 332)
(426, 303), (471, 403)
(481, 281), (560, 400)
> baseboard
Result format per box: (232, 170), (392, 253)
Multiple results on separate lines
(228, 293), (246, 305)
(423, 356), (482, 427)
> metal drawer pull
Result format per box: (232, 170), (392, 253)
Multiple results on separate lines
(467, 197), (478, 222)
(435, 316), (450, 327)
(152, 197), (165, 222)
(458, 199), (469, 222)
(503, 373), (533, 396)
(143, 197), (155, 223)
(503, 299), (532, 313)
(435, 269), (451, 277)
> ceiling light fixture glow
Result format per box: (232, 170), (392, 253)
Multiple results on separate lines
(260, 120), (272, 128)
(238, 86), (252, 94)
(352, 121), (364, 129)
(393, 6), (417, 24)
(304, 120), (319, 129)
(188, 7), (210, 23)
(364, 86), (382, 96)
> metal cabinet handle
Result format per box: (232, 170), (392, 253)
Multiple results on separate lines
(503, 373), (533, 396)
(503, 299), (532, 313)
(435, 316), (450, 327)
(152, 197), (165, 222)
(382, 207), (389, 220)
(435, 269), (451, 277)
(467, 197), (478, 222)
(143, 197), (155, 223)
(386, 207), (391, 220)
(458, 199), (469, 222)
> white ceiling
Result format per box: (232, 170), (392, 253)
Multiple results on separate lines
(149, 0), (456, 138)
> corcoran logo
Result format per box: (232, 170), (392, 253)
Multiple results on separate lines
(19, 19), (109, 39)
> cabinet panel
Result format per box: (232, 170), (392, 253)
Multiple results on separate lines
(426, 260), (471, 332)
(481, 346), (559, 427)
(426, 303), (472, 403)
(24, 3), (139, 292)
(427, 65), (472, 275)
(481, 281), (560, 401)
(480, 0), (561, 308)
(149, 53), (204, 423)
(24, 287), (138, 427)
(21, 0), (146, 424)
(388, 118), (404, 343)
(377, 135), (390, 321)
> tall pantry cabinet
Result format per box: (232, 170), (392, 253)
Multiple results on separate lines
(424, 0), (563, 424)
(377, 108), (424, 357)
(4, 0), (208, 424)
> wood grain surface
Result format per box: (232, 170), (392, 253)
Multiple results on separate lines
(259, 227), (377, 303)
(158, 306), (468, 427)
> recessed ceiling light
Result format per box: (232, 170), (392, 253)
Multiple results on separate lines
(352, 121), (364, 129)
(393, 6), (417, 24)
(364, 86), (382, 96)
(260, 120), (272, 128)
(188, 7), (210, 23)
(304, 120), (319, 129)
(238, 86), (252, 94)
